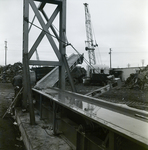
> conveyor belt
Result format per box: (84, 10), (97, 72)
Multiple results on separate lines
(35, 53), (83, 89)
(33, 87), (148, 149)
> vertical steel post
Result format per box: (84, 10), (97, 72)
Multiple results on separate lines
(59, 0), (66, 91)
(109, 131), (114, 150)
(52, 0), (67, 133)
(22, 0), (29, 109)
(23, 0), (35, 125)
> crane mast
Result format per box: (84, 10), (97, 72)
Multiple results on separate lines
(84, 3), (96, 65)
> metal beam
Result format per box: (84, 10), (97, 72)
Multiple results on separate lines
(62, 54), (76, 92)
(29, 0), (61, 60)
(28, 5), (60, 59)
(41, 9), (60, 42)
(34, 0), (62, 5)
(40, 1), (76, 92)
(23, 0), (68, 124)
(39, 6), (76, 91)
(23, 0), (29, 109)
(59, 0), (66, 90)
(24, 54), (36, 125)
(38, 2), (46, 11)
(29, 60), (61, 66)
(23, 0), (36, 125)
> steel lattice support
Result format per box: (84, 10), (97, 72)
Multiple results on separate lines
(22, 0), (70, 124)
(84, 3), (96, 65)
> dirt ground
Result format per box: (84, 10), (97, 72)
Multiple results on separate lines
(66, 82), (148, 111)
(99, 86), (148, 111)
(66, 83), (102, 94)
(68, 83), (148, 102)
(99, 86), (148, 102)
(0, 83), (25, 150)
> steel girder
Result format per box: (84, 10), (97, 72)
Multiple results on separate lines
(23, 0), (75, 124)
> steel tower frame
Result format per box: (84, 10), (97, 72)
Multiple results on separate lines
(23, 0), (74, 124)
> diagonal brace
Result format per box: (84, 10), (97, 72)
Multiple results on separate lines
(28, 5), (60, 59)
(29, 0), (61, 60)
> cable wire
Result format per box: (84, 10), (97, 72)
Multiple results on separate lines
(25, 19), (101, 73)
(25, 18), (67, 46)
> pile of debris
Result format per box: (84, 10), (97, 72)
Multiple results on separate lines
(125, 65), (148, 90)
(0, 62), (23, 83)
(65, 66), (86, 85)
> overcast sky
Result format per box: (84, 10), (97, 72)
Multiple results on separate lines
(0, 0), (148, 68)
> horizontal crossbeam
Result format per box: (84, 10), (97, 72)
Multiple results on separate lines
(29, 60), (61, 66)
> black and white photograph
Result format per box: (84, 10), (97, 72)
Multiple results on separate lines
(0, 0), (148, 150)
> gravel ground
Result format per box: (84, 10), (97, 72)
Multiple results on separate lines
(97, 86), (148, 111)
(66, 83), (102, 94)
(0, 83), (25, 150)
(99, 86), (148, 102)
(66, 83), (148, 111)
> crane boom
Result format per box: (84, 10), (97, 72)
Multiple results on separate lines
(84, 3), (96, 65)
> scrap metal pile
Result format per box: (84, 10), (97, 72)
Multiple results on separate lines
(0, 62), (23, 83)
(125, 65), (148, 90)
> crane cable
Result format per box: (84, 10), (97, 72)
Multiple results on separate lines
(91, 22), (102, 65)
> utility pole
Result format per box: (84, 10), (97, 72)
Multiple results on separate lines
(127, 63), (130, 68)
(5, 41), (7, 66)
(109, 48), (112, 70)
(142, 59), (144, 67)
